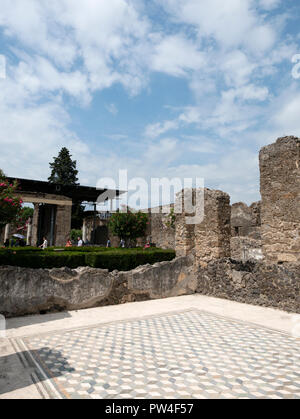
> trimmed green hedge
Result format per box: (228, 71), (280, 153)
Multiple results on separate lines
(0, 249), (176, 271)
(85, 249), (175, 271)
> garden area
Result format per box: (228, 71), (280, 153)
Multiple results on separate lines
(0, 163), (176, 272)
(0, 246), (176, 271)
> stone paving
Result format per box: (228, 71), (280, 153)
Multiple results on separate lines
(12, 309), (300, 399)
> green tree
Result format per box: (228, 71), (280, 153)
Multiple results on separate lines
(48, 147), (79, 185)
(71, 202), (86, 230)
(48, 148), (84, 229)
(109, 209), (148, 246)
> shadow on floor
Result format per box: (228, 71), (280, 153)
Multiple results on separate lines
(5, 311), (72, 330)
(0, 346), (75, 396)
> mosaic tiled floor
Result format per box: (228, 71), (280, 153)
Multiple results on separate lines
(13, 310), (300, 399)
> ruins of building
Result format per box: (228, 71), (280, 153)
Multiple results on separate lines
(1, 178), (123, 247)
(175, 188), (231, 266)
(231, 201), (261, 239)
(1, 136), (300, 316)
(230, 201), (262, 261)
(260, 136), (300, 263)
(82, 204), (176, 249)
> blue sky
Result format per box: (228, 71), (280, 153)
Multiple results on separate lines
(0, 0), (300, 206)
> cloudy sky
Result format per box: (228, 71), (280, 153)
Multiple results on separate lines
(0, 0), (299, 206)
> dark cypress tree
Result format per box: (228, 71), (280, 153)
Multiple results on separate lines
(48, 147), (79, 186)
(48, 148), (84, 229)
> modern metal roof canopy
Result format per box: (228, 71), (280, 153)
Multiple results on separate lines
(8, 177), (125, 204)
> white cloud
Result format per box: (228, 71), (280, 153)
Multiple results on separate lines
(222, 51), (257, 87)
(159, 0), (278, 51)
(259, 0), (281, 11)
(145, 120), (180, 138)
(106, 103), (118, 116)
(272, 91), (300, 134)
(150, 34), (206, 77)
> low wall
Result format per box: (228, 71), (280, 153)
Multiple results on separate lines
(0, 256), (197, 318)
(197, 258), (300, 313)
(1, 256), (299, 318)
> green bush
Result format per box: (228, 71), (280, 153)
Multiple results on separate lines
(0, 248), (175, 271)
(70, 229), (82, 241)
(84, 249), (175, 271)
(0, 247), (43, 253)
(0, 251), (86, 269)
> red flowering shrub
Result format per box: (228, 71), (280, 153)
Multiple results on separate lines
(0, 178), (23, 228)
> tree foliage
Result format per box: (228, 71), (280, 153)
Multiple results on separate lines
(48, 147), (79, 186)
(48, 148), (84, 229)
(109, 209), (148, 244)
(0, 174), (23, 228)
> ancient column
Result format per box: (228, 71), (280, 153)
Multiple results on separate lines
(31, 203), (40, 247)
(26, 219), (32, 246)
(55, 205), (72, 246)
(260, 136), (300, 263)
(82, 218), (87, 243)
(4, 224), (11, 242)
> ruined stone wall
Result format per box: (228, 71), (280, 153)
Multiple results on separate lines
(1, 255), (299, 317)
(197, 258), (300, 313)
(260, 136), (300, 263)
(175, 189), (231, 266)
(0, 256), (197, 318)
(231, 202), (261, 240)
(148, 205), (175, 249)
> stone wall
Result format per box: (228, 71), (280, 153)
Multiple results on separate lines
(197, 258), (300, 313)
(260, 136), (300, 263)
(0, 256), (197, 318)
(83, 207), (175, 249)
(176, 188), (231, 266)
(147, 205), (175, 249)
(231, 202), (261, 240)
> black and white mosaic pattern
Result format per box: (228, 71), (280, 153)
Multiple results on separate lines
(15, 310), (300, 399)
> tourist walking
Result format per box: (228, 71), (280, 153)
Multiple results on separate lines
(77, 237), (83, 247)
(40, 237), (48, 250)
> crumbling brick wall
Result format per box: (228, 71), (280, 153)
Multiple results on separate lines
(260, 136), (300, 263)
(175, 188), (231, 266)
